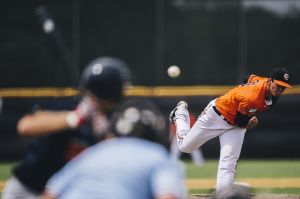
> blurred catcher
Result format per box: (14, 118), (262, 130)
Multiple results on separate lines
(169, 67), (292, 193)
(41, 99), (187, 199)
(2, 57), (130, 199)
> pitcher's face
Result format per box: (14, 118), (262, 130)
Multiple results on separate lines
(269, 80), (286, 97)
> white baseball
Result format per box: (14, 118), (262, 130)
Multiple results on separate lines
(167, 65), (181, 78)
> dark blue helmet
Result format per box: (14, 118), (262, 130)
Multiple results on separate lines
(80, 57), (130, 102)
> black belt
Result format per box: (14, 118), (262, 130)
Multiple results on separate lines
(213, 106), (232, 124)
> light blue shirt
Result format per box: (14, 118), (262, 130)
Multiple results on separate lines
(46, 138), (186, 199)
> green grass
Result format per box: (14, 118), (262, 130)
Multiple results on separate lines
(0, 162), (16, 181)
(184, 159), (300, 178)
(0, 162), (17, 198)
(184, 159), (300, 195)
(236, 160), (300, 178)
(1, 160), (300, 195)
(184, 160), (218, 178)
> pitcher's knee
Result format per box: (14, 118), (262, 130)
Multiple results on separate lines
(178, 143), (194, 153)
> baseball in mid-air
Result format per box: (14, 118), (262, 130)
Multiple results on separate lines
(167, 65), (181, 78)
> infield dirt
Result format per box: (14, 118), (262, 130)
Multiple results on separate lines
(190, 194), (300, 199)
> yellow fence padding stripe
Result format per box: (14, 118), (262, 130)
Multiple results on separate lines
(0, 85), (300, 98)
(0, 87), (79, 98)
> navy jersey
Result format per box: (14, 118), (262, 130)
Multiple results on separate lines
(13, 98), (95, 193)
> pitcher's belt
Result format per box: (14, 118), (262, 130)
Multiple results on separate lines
(212, 106), (232, 125)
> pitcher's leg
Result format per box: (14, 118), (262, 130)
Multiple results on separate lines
(174, 99), (228, 153)
(170, 101), (191, 146)
(174, 107), (190, 139)
(179, 121), (223, 153)
(216, 127), (246, 192)
(170, 136), (182, 160)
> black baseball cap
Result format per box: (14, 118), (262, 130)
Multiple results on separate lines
(270, 67), (292, 88)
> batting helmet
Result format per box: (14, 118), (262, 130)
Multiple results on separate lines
(80, 57), (130, 102)
(110, 99), (168, 146)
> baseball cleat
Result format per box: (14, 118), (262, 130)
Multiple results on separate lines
(169, 101), (188, 122)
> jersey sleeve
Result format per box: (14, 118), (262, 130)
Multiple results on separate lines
(236, 88), (257, 116)
(236, 76), (263, 115)
(236, 92), (249, 115)
(234, 90), (256, 127)
(248, 74), (264, 83)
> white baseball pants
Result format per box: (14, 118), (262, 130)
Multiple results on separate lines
(174, 99), (246, 192)
(170, 135), (205, 167)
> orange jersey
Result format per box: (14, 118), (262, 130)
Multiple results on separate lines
(215, 75), (270, 125)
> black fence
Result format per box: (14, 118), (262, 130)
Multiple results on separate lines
(1, 0), (300, 160)
(0, 94), (299, 161)
(1, 0), (300, 87)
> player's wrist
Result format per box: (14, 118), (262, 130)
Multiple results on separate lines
(76, 97), (94, 118)
(65, 110), (85, 129)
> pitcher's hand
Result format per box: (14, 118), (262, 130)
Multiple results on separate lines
(245, 116), (258, 129)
